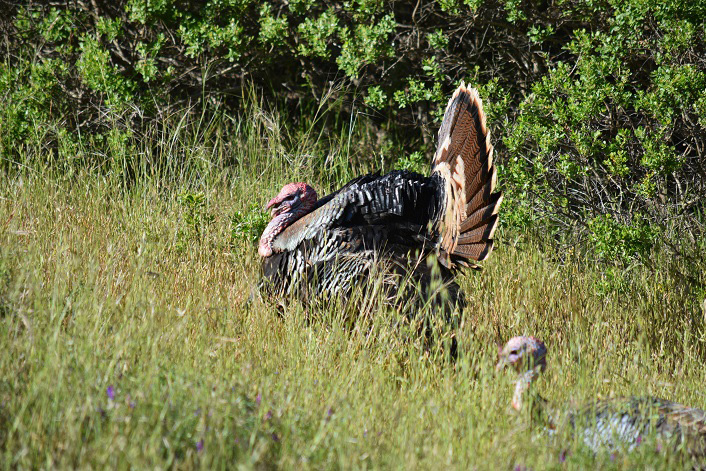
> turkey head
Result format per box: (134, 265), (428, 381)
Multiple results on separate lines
(496, 336), (547, 411)
(259, 182), (318, 257)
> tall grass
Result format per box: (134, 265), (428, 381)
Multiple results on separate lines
(1, 98), (705, 469)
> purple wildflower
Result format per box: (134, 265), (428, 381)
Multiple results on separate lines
(129, 401), (136, 409)
(610, 453), (616, 462)
(264, 410), (273, 421)
(656, 442), (663, 453)
(327, 407), (334, 417)
(194, 408), (201, 417)
(636, 435), (642, 445)
(559, 449), (568, 463)
(196, 439), (204, 452)
(106, 386), (115, 401)
(256, 393), (262, 405)
(271, 432), (279, 442)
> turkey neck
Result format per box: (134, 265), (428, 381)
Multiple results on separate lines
(513, 370), (535, 411)
(514, 369), (559, 429)
(258, 207), (311, 257)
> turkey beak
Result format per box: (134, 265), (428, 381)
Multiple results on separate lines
(265, 197), (279, 215)
(495, 343), (505, 371)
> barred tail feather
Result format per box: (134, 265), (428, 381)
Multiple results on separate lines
(432, 82), (502, 269)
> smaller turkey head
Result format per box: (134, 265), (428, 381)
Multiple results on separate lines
(259, 182), (318, 257)
(496, 336), (547, 411)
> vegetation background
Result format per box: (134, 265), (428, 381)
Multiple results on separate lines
(1, 0), (705, 468)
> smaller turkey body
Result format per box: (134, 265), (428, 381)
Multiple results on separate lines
(527, 389), (706, 460)
(569, 396), (706, 457)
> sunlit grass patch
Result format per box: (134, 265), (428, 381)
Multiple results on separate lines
(0, 101), (704, 469)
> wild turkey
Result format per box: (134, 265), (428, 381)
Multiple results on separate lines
(258, 83), (502, 311)
(496, 336), (706, 461)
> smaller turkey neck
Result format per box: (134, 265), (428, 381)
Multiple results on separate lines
(513, 369), (557, 428)
(512, 370), (535, 411)
(258, 207), (309, 257)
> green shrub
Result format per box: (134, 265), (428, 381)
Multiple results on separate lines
(177, 191), (215, 248)
(231, 204), (270, 246)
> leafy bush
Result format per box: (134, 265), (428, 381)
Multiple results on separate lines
(502, 5), (706, 256)
(231, 204), (269, 246)
(177, 191), (215, 248)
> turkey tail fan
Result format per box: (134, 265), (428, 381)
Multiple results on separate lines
(431, 82), (502, 269)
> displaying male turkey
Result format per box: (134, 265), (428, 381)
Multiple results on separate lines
(496, 336), (706, 461)
(258, 83), (501, 311)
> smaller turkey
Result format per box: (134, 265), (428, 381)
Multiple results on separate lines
(496, 336), (706, 462)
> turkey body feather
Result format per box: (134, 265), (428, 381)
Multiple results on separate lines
(262, 171), (452, 306)
(270, 171), (442, 255)
(570, 396), (706, 457)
